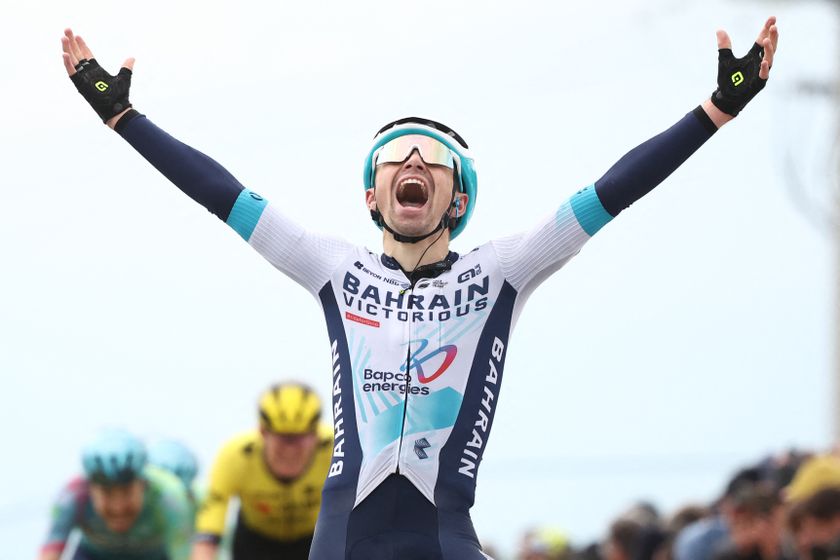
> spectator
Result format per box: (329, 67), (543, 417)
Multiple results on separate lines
(655, 505), (713, 560)
(669, 506), (713, 536)
(785, 457), (840, 504)
(673, 468), (765, 560)
(712, 485), (787, 560)
(620, 503), (663, 529)
(518, 527), (571, 560)
(788, 488), (840, 560)
(605, 519), (645, 560)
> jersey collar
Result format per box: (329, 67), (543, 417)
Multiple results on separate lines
(380, 251), (460, 284)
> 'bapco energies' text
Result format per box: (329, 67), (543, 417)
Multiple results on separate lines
(363, 369), (430, 395)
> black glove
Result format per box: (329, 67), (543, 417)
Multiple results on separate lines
(69, 58), (132, 123)
(710, 42), (767, 117)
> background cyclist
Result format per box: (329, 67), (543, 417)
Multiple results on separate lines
(39, 428), (193, 560)
(148, 439), (202, 518)
(191, 383), (332, 560)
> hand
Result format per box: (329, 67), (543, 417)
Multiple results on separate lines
(710, 16), (779, 117)
(190, 541), (219, 560)
(61, 28), (135, 126)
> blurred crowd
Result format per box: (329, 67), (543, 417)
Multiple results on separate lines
(512, 449), (840, 560)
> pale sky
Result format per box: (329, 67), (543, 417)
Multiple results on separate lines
(1, 0), (837, 558)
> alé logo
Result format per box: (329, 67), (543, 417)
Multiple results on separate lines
(400, 338), (457, 383)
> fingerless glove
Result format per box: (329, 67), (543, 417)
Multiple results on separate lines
(710, 43), (767, 117)
(70, 58), (132, 122)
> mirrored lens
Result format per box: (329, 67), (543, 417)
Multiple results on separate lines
(375, 135), (455, 168)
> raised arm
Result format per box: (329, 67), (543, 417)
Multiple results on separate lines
(492, 17), (778, 296)
(61, 29), (249, 223)
(61, 28), (354, 294)
(592, 18), (778, 219)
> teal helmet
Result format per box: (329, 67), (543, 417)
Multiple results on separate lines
(82, 428), (147, 485)
(147, 439), (199, 487)
(363, 117), (477, 240)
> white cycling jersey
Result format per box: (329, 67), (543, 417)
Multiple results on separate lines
(112, 105), (716, 558)
(224, 183), (611, 513)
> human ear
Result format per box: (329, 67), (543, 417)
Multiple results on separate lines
(365, 188), (377, 211)
(449, 193), (468, 218)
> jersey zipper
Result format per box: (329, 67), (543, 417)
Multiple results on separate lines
(394, 282), (416, 475)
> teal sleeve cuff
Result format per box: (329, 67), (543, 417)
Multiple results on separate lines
(568, 184), (613, 236)
(226, 189), (268, 241)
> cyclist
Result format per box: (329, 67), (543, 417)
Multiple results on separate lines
(62, 18), (779, 560)
(148, 439), (202, 515)
(40, 429), (193, 560)
(191, 383), (333, 560)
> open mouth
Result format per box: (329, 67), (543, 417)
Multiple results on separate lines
(396, 177), (430, 208)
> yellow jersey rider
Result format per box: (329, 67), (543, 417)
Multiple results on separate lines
(191, 383), (332, 560)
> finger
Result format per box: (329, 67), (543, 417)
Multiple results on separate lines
(762, 37), (775, 68)
(61, 36), (79, 67)
(121, 57), (135, 71)
(62, 52), (77, 76)
(755, 16), (777, 44)
(759, 59), (770, 80)
(716, 29), (732, 50)
(75, 34), (95, 60)
(769, 24), (779, 52)
(65, 29), (85, 64)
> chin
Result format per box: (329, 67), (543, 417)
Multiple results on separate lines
(105, 518), (135, 533)
(390, 215), (438, 237)
(274, 464), (307, 479)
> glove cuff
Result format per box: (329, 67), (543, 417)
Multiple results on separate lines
(114, 109), (142, 133)
(692, 105), (719, 135)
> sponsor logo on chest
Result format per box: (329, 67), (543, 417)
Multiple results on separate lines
(341, 267), (490, 324)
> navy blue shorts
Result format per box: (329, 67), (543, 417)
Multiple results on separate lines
(232, 516), (313, 560)
(310, 474), (490, 559)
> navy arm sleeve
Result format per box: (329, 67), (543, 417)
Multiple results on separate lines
(113, 111), (355, 296)
(115, 111), (244, 221)
(593, 106), (718, 217)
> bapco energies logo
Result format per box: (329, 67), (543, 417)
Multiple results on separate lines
(400, 338), (457, 383)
